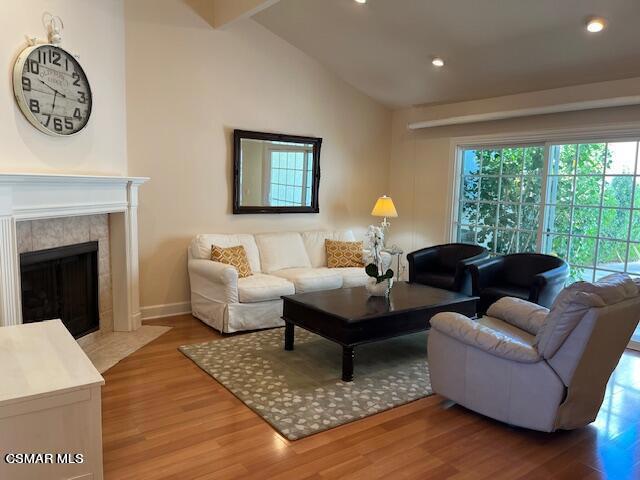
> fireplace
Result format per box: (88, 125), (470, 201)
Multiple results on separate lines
(20, 241), (99, 339)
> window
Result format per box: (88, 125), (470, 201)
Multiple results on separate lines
(543, 142), (640, 283)
(267, 145), (313, 207)
(456, 145), (544, 255)
(455, 140), (640, 280)
(454, 139), (640, 347)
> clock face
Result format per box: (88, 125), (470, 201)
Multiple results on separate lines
(13, 45), (92, 136)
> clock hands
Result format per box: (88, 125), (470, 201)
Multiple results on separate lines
(39, 79), (66, 98)
(51, 91), (58, 114)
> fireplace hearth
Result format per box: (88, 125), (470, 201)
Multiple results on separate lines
(20, 241), (99, 338)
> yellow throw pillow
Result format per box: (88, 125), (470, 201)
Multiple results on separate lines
(325, 239), (365, 268)
(211, 245), (253, 278)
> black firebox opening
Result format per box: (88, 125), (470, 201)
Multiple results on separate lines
(20, 241), (100, 339)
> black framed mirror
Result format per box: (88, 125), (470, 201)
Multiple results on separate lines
(233, 130), (322, 214)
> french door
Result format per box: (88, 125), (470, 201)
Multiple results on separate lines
(453, 139), (640, 350)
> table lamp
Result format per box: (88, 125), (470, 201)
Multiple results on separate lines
(371, 195), (398, 230)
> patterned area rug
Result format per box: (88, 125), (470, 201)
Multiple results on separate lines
(179, 327), (432, 440)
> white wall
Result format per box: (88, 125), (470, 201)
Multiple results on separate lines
(125, 0), (391, 309)
(0, 1), (127, 175)
(389, 97), (640, 276)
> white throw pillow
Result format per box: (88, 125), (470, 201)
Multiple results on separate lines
(254, 232), (312, 273)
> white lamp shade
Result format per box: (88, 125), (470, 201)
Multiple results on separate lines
(371, 195), (398, 218)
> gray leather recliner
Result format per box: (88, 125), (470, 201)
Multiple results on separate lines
(427, 273), (640, 432)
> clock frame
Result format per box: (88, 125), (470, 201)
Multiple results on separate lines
(12, 44), (93, 137)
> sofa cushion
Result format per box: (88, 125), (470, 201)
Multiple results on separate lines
(271, 268), (342, 293)
(326, 240), (365, 268)
(255, 232), (311, 273)
(211, 245), (252, 278)
(237, 273), (294, 303)
(301, 230), (356, 267)
(335, 267), (369, 288)
(192, 234), (261, 273)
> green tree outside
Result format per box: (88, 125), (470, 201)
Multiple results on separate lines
(460, 142), (639, 283)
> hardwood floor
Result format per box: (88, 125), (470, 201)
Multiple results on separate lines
(102, 315), (640, 479)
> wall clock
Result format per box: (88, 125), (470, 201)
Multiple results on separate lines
(13, 44), (92, 136)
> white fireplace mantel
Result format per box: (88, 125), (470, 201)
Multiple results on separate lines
(0, 173), (149, 332)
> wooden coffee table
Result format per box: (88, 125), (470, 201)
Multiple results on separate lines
(281, 282), (477, 382)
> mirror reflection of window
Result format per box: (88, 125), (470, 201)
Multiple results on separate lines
(239, 138), (315, 208)
(266, 142), (314, 207)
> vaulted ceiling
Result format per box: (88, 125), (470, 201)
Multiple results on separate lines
(253, 0), (640, 107)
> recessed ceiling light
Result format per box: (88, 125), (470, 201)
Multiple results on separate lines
(432, 57), (445, 67)
(354, 0), (367, 4)
(586, 17), (607, 33)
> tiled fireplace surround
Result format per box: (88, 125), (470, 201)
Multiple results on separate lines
(16, 215), (115, 337)
(0, 174), (148, 334)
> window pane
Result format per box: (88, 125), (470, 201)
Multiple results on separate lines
(458, 225), (476, 243)
(632, 210), (640, 241)
(524, 147), (544, 175)
(628, 244), (640, 275)
(479, 177), (499, 202)
(520, 204), (540, 230)
(571, 266), (594, 283)
(574, 176), (602, 206)
(481, 150), (501, 175)
(550, 144), (577, 175)
(498, 204), (518, 228)
(463, 150), (480, 175)
(600, 208), (631, 240)
(500, 176), (521, 203)
(477, 203), (497, 226)
(460, 202), (478, 224)
(605, 142), (637, 174)
(603, 176), (633, 208)
(501, 148), (523, 175)
(547, 206), (571, 234)
(462, 176), (479, 201)
(572, 207), (599, 237)
(569, 237), (596, 267)
(576, 143), (605, 175)
(544, 234), (569, 259)
(636, 179), (640, 208)
(518, 231), (537, 253)
(496, 229), (517, 254)
(476, 228), (495, 252)
(597, 239), (627, 272)
(548, 176), (574, 205)
(522, 176), (541, 203)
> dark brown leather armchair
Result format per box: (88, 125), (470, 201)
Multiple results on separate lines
(468, 253), (569, 314)
(407, 243), (489, 293)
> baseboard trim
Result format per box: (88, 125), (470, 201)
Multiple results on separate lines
(141, 301), (192, 321)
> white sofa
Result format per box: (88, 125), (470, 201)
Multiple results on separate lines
(188, 230), (385, 333)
